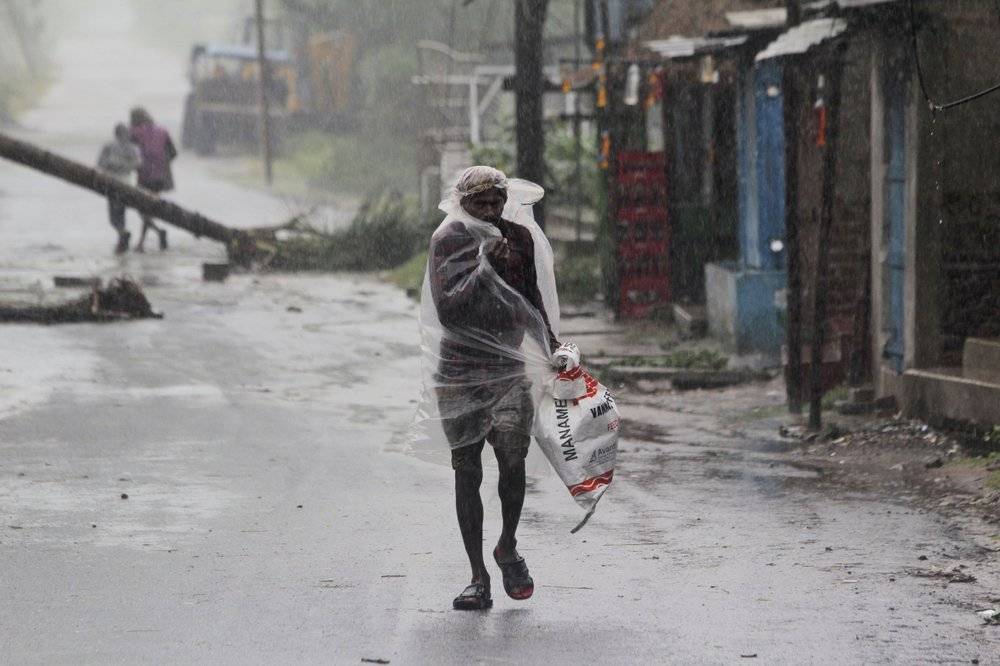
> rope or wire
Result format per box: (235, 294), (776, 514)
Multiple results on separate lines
(908, 0), (1000, 111)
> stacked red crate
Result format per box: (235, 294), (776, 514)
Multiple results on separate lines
(615, 151), (670, 318)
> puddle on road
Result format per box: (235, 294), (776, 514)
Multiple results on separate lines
(620, 418), (823, 498)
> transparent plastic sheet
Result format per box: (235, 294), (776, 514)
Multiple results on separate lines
(408, 178), (560, 454)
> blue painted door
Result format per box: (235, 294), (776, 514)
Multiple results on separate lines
(752, 60), (786, 271)
(884, 73), (907, 372)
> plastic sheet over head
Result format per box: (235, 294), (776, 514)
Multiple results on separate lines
(409, 168), (560, 452)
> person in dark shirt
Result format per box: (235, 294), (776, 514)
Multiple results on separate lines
(428, 167), (559, 611)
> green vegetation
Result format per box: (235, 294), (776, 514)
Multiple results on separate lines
(821, 384), (850, 409)
(556, 248), (602, 306)
(267, 191), (425, 271)
(387, 251), (428, 298)
(0, 75), (52, 122)
(946, 451), (1000, 469)
(471, 119), (602, 213)
(281, 131), (418, 197)
(614, 349), (729, 371)
(946, 451), (1000, 491)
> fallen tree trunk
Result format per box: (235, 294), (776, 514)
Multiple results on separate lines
(0, 131), (262, 262)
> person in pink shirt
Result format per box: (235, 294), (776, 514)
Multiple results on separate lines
(129, 107), (177, 251)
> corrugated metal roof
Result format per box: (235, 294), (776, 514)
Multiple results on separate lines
(755, 17), (848, 61)
(644, 35), (749, 60)
(726, 8), (787, 30)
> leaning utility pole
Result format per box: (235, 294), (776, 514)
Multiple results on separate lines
(514, 0), (550, 229)
(255, 0), (274, 186)
(783, 0), (804, 414)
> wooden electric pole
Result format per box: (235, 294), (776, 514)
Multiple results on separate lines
(255, 0), (274, 186)
(514, 0), (549, 229)
(0, 131), (240, 244)
(809, 47), (847, 430)
(783, 0), (804, 414)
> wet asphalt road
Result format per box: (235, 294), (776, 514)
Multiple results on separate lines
(2, 3), (999, 664)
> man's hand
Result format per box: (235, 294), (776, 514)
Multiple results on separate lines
(552, 342), (580, 371)
(487, 236), (511, 265)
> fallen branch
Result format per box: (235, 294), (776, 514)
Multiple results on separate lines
(0, 277), (162, 324)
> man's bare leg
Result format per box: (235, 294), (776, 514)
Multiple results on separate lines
(492, 441), (533, 600)
(494, 446), (526, 557)
(454, 445), (489, 586)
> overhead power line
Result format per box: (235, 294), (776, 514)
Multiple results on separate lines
(908, 0), (1000, 111)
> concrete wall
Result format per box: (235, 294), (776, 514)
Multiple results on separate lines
(705, 261), (786, 358)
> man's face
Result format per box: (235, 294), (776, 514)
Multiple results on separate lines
(461, 187), (507, 223)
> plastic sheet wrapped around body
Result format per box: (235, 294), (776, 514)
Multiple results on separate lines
(409, 176), (560, 454)
(533, 345), (619, 532)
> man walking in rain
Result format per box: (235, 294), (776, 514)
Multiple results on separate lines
(96, 123), (140, 254)
(419, 166), (561, 610)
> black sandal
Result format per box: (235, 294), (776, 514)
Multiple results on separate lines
(494, 548), (534, 600)
(452, 582), (492, 610)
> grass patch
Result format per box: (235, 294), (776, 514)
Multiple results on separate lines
(946, 451), (1000, 469)
(614, 349), (729, 371)
(987, 471), (1000, 490)
(387, 251), (427, 298)
(821, 384), (850, 409)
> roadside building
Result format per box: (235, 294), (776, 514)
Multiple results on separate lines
(844, 0), (1000, 426)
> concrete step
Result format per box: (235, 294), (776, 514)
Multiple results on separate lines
(963, 337), (1000, 383)
(902, 366), (1000, 427)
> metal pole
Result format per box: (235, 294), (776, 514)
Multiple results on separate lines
(573, 0), (583, 242)
(255, 0), (274, 186)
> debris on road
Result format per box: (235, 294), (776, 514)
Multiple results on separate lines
(202, 263), (230, 282)
(0, 277), (161, 324)
(978, 609), (999, 625)
(908, 565), (976, 583)
(53, 276), (101, 288)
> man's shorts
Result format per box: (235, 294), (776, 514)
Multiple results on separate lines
(437, 379), (533, 469)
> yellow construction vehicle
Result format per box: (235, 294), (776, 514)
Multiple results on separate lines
(180, 17), (357, 155)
